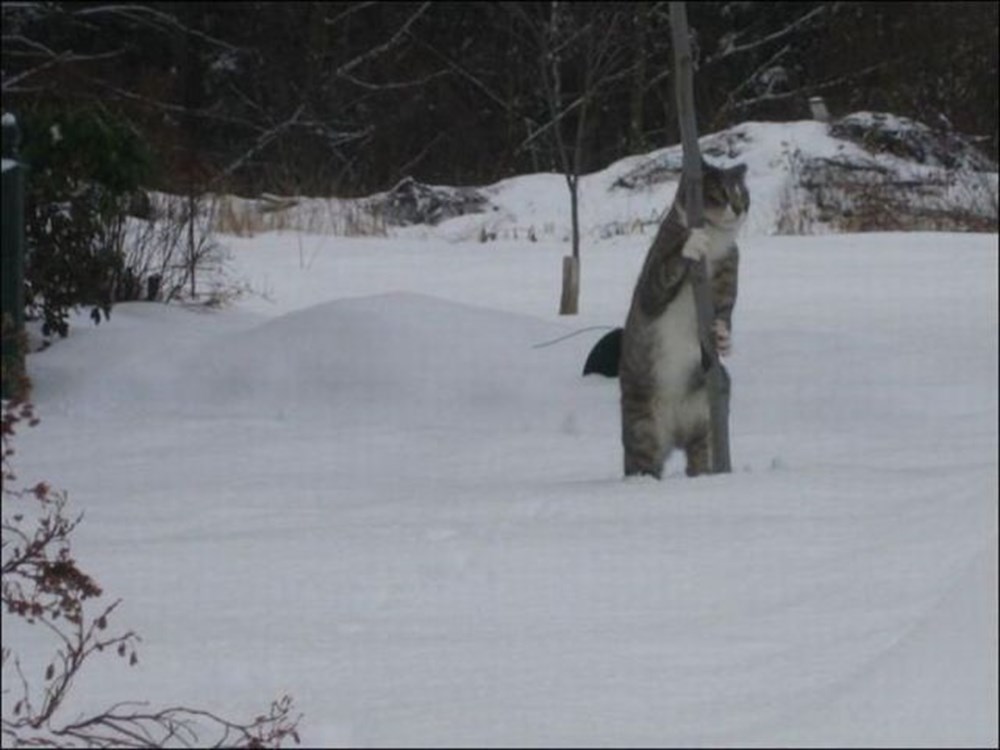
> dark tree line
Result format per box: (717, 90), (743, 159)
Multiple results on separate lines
(3, 2), (996, 198)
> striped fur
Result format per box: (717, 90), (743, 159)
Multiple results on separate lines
(620, 161), (749, 478)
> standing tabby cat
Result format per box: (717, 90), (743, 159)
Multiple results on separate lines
(620, 160), (749, 478)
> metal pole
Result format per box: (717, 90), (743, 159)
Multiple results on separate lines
(669, 2), (731, 473)
(2, 113), (26, 400)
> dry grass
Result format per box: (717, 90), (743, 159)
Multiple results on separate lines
(211, 194), (388, 237)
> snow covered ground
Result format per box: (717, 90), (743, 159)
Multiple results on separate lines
(6, 120), (999, 747)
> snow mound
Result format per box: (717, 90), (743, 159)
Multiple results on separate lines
(30, 293), (593, 429)
(390, 115), (997, 242)
(203, 113), (997, 242)
(611, 124), (758, 190)
(378, 176), (491, 226)
(183, 292), (581, 425)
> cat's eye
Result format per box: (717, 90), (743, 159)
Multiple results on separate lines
(726, 185), (746, 213)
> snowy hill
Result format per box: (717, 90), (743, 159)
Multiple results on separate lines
(6, 114), (998, 747)
(212, 112), (998, 241)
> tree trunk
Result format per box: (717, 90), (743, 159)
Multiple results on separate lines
(548, 0), (582, 316)
(569, 175), (580, 260)
(187, 189), (197, 298)
(560, 171), (580, 314)
(559, 255), (579, 315)
(669, 1), (731, 473)
(178, 5), (204, 300)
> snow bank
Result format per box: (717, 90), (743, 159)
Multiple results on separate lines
(209, 114), (997, 241)
(180, 292), (578, 427)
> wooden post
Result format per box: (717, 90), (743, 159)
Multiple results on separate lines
(669, 2), (732, 473)
(559, 255), (579, 315)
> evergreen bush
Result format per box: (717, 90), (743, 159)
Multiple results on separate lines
(21, 108), (152, 337)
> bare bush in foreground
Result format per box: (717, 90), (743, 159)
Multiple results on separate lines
(2, 400), (301, 749)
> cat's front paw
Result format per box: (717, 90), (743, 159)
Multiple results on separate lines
(713, 319), (732, 356)
(681, 228), (711, 262)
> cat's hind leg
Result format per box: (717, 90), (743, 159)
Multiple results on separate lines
(622, 397), (671, 479)
(684, 429), (711, 477)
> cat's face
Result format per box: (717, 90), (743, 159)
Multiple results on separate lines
(702, 162), (750, 230)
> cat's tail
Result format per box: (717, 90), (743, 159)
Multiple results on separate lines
(531, 325), (618, 349)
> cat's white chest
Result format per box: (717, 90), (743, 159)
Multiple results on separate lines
(688, 222), (739, 272)
(651, 282), (700, 392)
(648, 281), (708, 439)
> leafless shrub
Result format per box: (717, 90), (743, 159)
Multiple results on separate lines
(776, 147), (998, 234)
(2, 400), (302, 749)
(112, 193), (225, 304)
(774, 146), (817, 234)
(596, 217), (652, 239)
(340, 200), (388, 237)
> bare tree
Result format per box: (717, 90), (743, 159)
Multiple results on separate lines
(1, 2), (440, 196)
(4, 2), (994, 196)
(506, 2), (634, 315)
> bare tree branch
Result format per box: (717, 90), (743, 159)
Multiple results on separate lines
(0, 34), (125, 93)
(323, 1), (378, 28)
(70, 4), (239, 52)
(75, 76), (268, 134)
(208, 105), (373, 188)
(397, 130), (446, 177)
(705, 4), (829, 65)
(334, 1), (431, 78)
(405, 34), (514, 113)
(336, 67), (449, 92)
(721, 59), (898, 114)
(715, 42), (793, 118)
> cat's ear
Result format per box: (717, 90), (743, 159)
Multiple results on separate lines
(699, 158), (723, 178)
